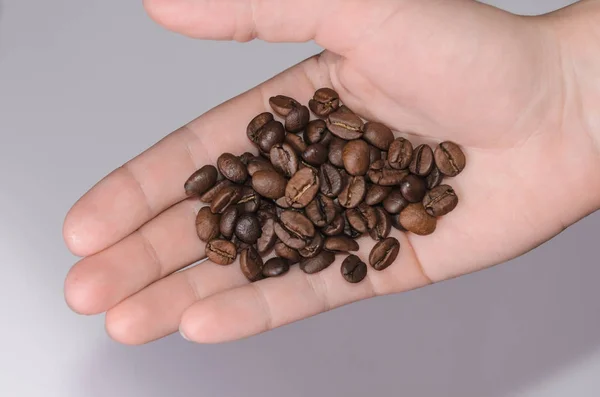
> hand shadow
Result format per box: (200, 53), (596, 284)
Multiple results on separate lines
(70, 211), (600, 397)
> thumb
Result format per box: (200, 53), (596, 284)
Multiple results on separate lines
(142, 0), (400, 53)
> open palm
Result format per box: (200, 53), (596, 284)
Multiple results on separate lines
(63, 0), (600, 344)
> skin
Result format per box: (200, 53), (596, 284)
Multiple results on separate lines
(62, 0), (600, 344)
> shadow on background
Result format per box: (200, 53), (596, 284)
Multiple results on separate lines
(71, 212), (600, 397)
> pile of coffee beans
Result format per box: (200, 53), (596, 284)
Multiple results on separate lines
(185, 88), (466, 284)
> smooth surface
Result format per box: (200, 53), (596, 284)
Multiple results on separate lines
(1, 0), (598, 396)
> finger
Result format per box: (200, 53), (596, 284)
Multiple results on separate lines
(64, 198), (204, 315)
(142, 0), (400, 53)
(63, 53), (334, 257)
(179, 229), (431, 343)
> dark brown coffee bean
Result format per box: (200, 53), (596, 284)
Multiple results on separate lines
(284, 133), (308, 155)
(238, 152), (255, 166)
(234, 213), (261, 244)
(304, 120), (329, 145)
(210, 185), (242, 214)
(247, 156), (275, 176)
(400, 174), (427, 203)
(409, 144), (434, 176)
(369, 237), (400, 271)
(184, 165), (218, 197)
(217, 153), (248, 184)
(383, 189), (409, 214)
(388, 138), (413, 170)
(231, 235), (251, 253)
(369, 145), (382, 164)
(269, 95), (300, 117)
(199, 179), (233, 203)
(285, 167), (320, 208)
(274, 241), (301, 264)
(280, 210), (315, 239)
(391, 213), (406, 232)
(237, 187), (261, 213)
(327, 111), (364, 140)
(337, 105), (354, 114)
(338, 175), (367, 209)
(328, 136), (346, 168)
(367, 160), (409, 186)
(399, 203), (437, 235)
(247, 112), (273, 140)
(309, 87), (340, 118)
(341, 255), (367, 283)
(363, 122), (394, 150)
(435, 141), (466, 176)
(365, 184), (392, 206)
(251, 170), (286, 200)
(423, 185), (459, 217)
(302, 143), (328, 166)
(426, 164), (444, 189)
(195, 207), (221, 242)
(305, 194), (337, 227)
(257, 201), (277, 223)
(342, 139), (370, 176)
(206, 239), (237, 265)
(239, 246), (264, 281)
(322, 213), (345, 236)
(270, 143), (299, 178)
(275, 196), (291, 209)
(253, 120), (286, 155)
(319, 163), (343, 198)
(324, 236), (359, 252)
(299, 233), (324, 258)
(262, 257), (290, 277)
(273, 222), (307, 250)
(369, 207), (391, 240)
(300, 250), (336, 274)
(219, 206), (239, 239)
(256, 218), (277, 255)
(285, 105), (310, 133)
(346, 203), (377, 233)
(343, 212), (363, 238)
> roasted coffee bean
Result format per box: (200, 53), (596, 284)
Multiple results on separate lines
(238, 152), (255, 166)
(367, 160), (409, 186)
(199, 179), (233, 203)
(280, 210), (315, 239)
(231, 235), (251, 253)
(369, 145), (382, 164)
(247, 112), (273, 139)
(185, 165), (218, 197)
(343, 212), (363, 238)
(369, 237), (400, 271)
(388, 137), (413, 170)
(299, 233), (324, 258)
(346, 203), (377, 233)
(304, 120), (329, 144)
(285, 105), (310, 133)
(435, 141), (466, 176)
(219, 206), (239, 239)
(423, 185), (459, 216)
(327, 111), (364, 140)
(263, 257), (290, 277)
(274, 241), (301, 264)
(319, 163), (343, 198)
(328, 136), (346, 168)
(234, 213), (261, 244)
(342, 139), (370, 176)
(275, 196), (291, 209)
(305, 194), (337, 227)
(324, 236), (359, 252)
(270, 143), (299, 177)
(322, 213), (345, 236)
(206, 239), (237, 265)
(257, 201), (277, 222)
(274, 222), (307, 250)
(365, 184), (392, 206)
(338, 175), (367, 209)
(309, 87), (340, 118)
(256, 218), (277, 255)
(248, 117), (286, 154)
(247, 156), (275, 176)
(383, 189), (409, 214)
(369, 207), (391, 240)
(285, 133), (308, 154)
(341, 255), (367, 283)
(409, 144), (434, 176)
(269, 95), (300, 117)
(337, 105), (354, 114)
(300, 250), (336, 274)
(285, 167), (320, 208)
(195, 207), (221, 242)
(363, 122), (394, 150)
(217, 153), (248, 184)
(210, 185), (242, 214)
(239, 246), (265, 281)
(237, 187), (261, 213)
(400, 174), (427, 203)
(302, 143), (328, 166)
(426, 164), (444, 189)
(251, 170), (287, 200)
(399, 203), (437, 235)
(391, 213), (406, 232)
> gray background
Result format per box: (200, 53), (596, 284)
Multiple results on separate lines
(1, 0), (598, 396)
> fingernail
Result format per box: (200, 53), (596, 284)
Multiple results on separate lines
(179, 326), (191, 341)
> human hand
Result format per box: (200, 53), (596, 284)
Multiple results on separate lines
(63, 0), (600, 344)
